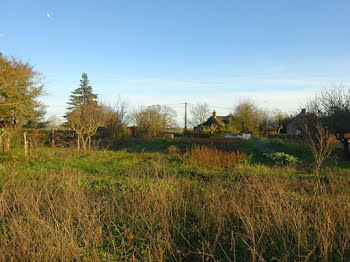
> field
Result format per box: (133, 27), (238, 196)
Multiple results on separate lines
(0, 138), (350, 261)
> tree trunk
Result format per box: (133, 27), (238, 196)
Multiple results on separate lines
(81, 136), (88, 151)
(51, 130), (55, 148)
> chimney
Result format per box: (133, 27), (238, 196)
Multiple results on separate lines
(213, 110), (217, 118)
(301, 109), (306, 115)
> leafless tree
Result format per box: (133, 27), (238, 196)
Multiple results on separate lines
(190, 102), (211, 127)
(258, 109), (282, 135)
(67, 104), (105, 151)
(306, 85), (350, 158)
(102, 97), (129, 140)
(132, 105), (177, 138)
(301, 116), (334, 174)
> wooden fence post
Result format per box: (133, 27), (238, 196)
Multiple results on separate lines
(24, 131), (28, 161)
(51, 130), (55, 148)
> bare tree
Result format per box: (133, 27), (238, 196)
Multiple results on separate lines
(102, 97), (129, 140)
(306, 85), (350, 158)
(302, 116), (334, 174)
(132, 105), (177, 138)
(259, 109), (286, 135)
(274, 110), (295, 134)
(190, 102), (211, 127)
(67, 104), (105, 151)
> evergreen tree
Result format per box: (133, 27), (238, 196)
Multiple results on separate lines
(67, 73), (98, 111)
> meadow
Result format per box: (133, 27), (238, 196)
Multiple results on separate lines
(0, 138), (350, 261)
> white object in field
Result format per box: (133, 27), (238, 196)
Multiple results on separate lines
(223, 133), (251, 140)
(242, 133), (251, 140)
(224, 133), (242, 139)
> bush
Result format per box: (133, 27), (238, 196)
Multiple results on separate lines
(263, 152), (299, 166)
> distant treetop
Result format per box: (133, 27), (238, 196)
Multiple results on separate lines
(67, 73), (98, 111)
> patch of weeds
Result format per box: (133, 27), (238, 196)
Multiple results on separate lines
(263, 152), (299, 166)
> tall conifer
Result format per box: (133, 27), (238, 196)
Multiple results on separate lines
(67, 73), (98, 111)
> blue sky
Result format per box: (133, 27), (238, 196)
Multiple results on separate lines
(1, 0), (350, 124)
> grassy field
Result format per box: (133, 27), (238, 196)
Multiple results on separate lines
(0, 138), (350, 261)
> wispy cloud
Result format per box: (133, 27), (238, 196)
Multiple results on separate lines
(109, 75), (349, 96)
(0, 33), (5, 38)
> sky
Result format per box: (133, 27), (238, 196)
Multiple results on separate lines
(1, 0), (350, 125)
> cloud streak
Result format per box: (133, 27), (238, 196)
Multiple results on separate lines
(107, 75), (349, 96)
(0, 33), (5, 38)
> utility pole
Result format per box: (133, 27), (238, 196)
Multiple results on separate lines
(184, 102), (187, 130)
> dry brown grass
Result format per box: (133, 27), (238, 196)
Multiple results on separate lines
(186, 145), (248, 169)
(0, 155), (350, 261)
(0, 170), (109, 261)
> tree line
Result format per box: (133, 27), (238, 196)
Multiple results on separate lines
(1, 53), (350, 160)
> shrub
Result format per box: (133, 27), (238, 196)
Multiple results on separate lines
(263, 152), (299, 166)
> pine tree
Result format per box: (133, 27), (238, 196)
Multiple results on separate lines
(67, 73), (98, 111)
(66, 73), (101, 151)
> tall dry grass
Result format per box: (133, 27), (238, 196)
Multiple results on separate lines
(186, 145), (248, 169)
(0, 165), (349, 261)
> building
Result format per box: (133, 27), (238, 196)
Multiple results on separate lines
(286, 109), (306, 135)
(194, 110), (233, 132)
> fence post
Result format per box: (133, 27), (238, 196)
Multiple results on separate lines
(24, 131), (28, 161)
(51, 130), (55, 148)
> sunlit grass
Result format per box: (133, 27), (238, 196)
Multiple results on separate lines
(0, 147), (349, 261)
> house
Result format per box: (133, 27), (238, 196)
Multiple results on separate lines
(286, 109), (307, 135)
(194, 110), (233, 132)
